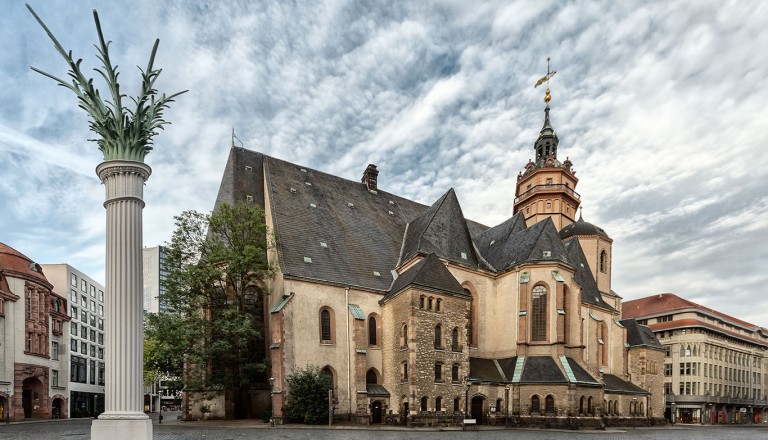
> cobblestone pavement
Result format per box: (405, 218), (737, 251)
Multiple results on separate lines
(1, 416), (767, 440)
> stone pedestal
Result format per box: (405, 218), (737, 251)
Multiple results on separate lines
(92, 160), (152, 440)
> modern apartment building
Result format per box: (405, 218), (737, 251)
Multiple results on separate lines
(41, 264), (106, 418)
(143, 246), (170, 315)
(623, 293), (768, 424)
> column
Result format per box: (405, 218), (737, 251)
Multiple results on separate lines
(92, 160), (152, 440)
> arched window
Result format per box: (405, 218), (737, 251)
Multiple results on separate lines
(465, 287), (478, 347)
(531, 285), (547, 341)
(453, 397), (460, 413)
(531, 395), (540, 414)
(596, 321), (607, 366)
(599, 250), (607, 273)
(436, 299), (441, 312)
(434, 362), (443, 382)
(561, 285), (570, 344)
(321, 366), (335, 396)
(451, 327), (459, 351)
(579, 396), (585, 415)
(368, 315), (378, 346)
(420, 396), (428, 412)
(451, 363), (459, 383)
(435, 397), (442, 412)
(545, 395), (555, 414)
(366, 369), (378, 385)
(401, 323), (408, 348)
(587, 396), (593, 415)
(319, 307), (335, 343)
(428, 297), (433, 310)
(420, 295), (425, 308)
(434, 324), (442, 349)
(401, 361), (408, 382)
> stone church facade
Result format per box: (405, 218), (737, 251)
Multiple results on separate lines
(211, 100), (664, 426)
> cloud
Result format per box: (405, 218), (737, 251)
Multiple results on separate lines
(2, 0), (767, 327)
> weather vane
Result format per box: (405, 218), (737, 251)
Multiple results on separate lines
(534, 57), (557, 105)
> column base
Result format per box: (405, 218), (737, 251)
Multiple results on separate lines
(92, 418), (152, 440)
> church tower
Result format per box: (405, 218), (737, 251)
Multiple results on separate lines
(514, 63), (580, 231)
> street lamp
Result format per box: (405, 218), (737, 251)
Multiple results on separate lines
(463, 376), (470, 417)
(268, 377), (276, 427)
(671, 402), (676, 424)
(504, 384), (510, 427)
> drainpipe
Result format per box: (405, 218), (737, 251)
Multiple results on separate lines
(345, 286), (351, 420)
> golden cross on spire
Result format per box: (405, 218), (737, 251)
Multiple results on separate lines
(534, 57), (557, 105)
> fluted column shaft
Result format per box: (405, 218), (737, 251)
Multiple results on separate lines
(96, 160), (150, 420)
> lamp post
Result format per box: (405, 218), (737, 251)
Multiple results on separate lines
(504, 384), (511, 427)
(268, 377), (275, 427)
(464, 376), (470, 417)
(671, 402), (676, 424)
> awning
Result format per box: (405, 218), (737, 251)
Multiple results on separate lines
(366, 384), (390, 397)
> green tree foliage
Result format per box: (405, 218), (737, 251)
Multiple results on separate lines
(143, 312), (185, 386)
(154, 201), (272, 410)
(284, 366), (332, 424)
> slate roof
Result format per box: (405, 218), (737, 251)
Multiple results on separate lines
(620, 318), (663, 349)
(475, 218), (569, 273)
(366, 384), (390, 397)
(559, 213), (610, 240)
(213, 148), (622, 316)
(564, 357), (601, 386)
(563, 237), (615, 311)
(602, 374), (649, 395)
(399, 189), (484, 269)
(520, 356), (567, 384)
(468, 356), (518, 383)
(381, 253), (468, 303)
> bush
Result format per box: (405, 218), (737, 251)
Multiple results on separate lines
(284, 366), (331, 424)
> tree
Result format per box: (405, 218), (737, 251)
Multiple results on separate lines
(284, 366), (332, 424)
(157, 201), (273, 418)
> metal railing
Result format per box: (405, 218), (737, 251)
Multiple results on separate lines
(514, 184), (580, 203)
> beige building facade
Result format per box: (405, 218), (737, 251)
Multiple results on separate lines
(0, 244), (71, 421)
(623, 293), (768, 424)
(210, 99), (665, 427)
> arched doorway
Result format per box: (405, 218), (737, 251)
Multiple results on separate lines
(22, 377), (45, 419)
(52, 398), (63, 419)
(371, 400), (382, 424)
(471, 396), (485, 424)
(0, 395), (7, 421)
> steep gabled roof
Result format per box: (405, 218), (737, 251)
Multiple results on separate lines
(620, 318), (663, 349)
(398, 189), (481, 269)
(563, 237), (615, 311)
(473, 212), (526, 269)
(381, 253), (469, 303)
(478, 218), (568, 272)
(260, 151), (429, 291)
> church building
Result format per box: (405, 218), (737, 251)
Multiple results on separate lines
(207, 86), (665, 427)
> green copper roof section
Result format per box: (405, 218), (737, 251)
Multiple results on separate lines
(559, 355), (577, 383)
(520, 272), (530, 284)
(589, 311), (602, 321)
(355, 349), (367, 354)
(511, 356), (525, 383)
(614, 319), (625, 328)
(551, 270), (565, 282)
(348, 304), (365, 320)
(270, 293), (294, 314)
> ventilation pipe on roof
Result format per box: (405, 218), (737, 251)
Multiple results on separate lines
(361, 164), (379, 192)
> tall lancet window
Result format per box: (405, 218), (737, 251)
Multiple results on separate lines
(531, 285), (547, 341)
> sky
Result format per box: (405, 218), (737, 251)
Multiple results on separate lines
(1, 1), (767, 327)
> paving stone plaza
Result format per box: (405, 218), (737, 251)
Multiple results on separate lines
(2, 414), (766, 440)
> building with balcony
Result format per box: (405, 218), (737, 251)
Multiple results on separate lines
(623, 293), (768, 424)
(0, 243), (70, 421)
(41, 264), (106, 418)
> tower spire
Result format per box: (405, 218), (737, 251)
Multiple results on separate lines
(533, 58), (559, 163)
